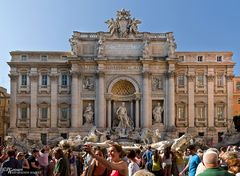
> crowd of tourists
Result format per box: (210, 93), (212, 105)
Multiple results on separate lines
(0, 142), (239, 176)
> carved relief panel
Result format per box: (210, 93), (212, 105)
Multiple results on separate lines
(83, 76), (95, 91)
(152, 75), (163, 91)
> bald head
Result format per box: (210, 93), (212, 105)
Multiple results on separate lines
(203, 151), (219, 168)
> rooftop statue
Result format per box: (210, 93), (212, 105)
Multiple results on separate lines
(105, 9), (141, 37)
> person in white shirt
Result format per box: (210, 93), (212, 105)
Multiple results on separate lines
(127, 150), (140, 176)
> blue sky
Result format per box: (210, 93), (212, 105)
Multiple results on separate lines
(1, 0), (240, 93)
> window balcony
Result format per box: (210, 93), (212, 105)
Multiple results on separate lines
(18, 85), (30, 93)
(195, 118), (207, 127)
(58, 85), (70, 94)
(214, 118), (227, 127)
(58, 118), (70, 128)
(37, 118), (50, 128)
(17, 118), (30, 128)
(38, 85), (50, 93)
(176, 118), (188, 127)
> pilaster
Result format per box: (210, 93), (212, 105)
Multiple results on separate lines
(50, 72), (58, 128)
(226, 74), (234, 129)
(207, 74), (215, 127)
(188, 74), (195, 127)
(96, 71), (106, 128)
(29, 71), (38, 128)
(71, 71), (80, 128)
(9, 73), (18, 128)
(135, 93), (141, 129)
(166, 70), (175, 127)
(142, 71), (150, 128)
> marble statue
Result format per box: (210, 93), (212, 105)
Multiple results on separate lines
(151, 129), (161, 143)
(95, 129), (110, 143)
(167, 32), (176, 58)
(151, 140), (174, 152)
(129, 18), (141, 34)
(140, 128), (152, 144)
(153, 103), (164, 123)
(83, 103), (94, 125)
(83, 126), (99, 143)
(105, 18), (118, 36)
(116, 102), (132, 129)
(142, 40), (150, 58)
(171, 134), (192, 152)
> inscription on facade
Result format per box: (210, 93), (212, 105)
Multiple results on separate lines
(105, 42), (142, 57)
(105, 65), (141, 71)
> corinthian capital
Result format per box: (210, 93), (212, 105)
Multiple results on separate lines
(165, 71), (175, 78)
(187, 75), (195, 82)
(226, 75), (234, 81)
(207, 75), (215, 82)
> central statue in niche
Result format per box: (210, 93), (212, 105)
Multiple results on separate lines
(116, 102), (132, 129)
(115, 102), (134, 137)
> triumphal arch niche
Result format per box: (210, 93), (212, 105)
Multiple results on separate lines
(69, 8), (175, 135)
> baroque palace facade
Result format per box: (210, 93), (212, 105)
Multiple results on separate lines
(0, 87), (10, 144)
(8, 9), (234, 144)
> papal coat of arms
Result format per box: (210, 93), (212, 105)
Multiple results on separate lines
(105, 9), (141, 37)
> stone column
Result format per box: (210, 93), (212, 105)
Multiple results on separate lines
(71, 71), (80, 128)
(107, 99), (111, 128)
(9, 73), (18, 128)
(226, 75), (233, 129)
(142, 72), (151, 128)
(207, 75), (215, 127)
(96, 71), (105, 128)
(50, 71), (58, 128)
(188, 75), (195, 127)
(167, 71), (175, 127)
(130, 101), (134, 120)
(29, 70), (38, 128)
(135, 95), (140, 128)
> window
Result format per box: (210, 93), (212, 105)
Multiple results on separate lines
(217, 75), (224, 87)
(61, 133), (68, 139)
(21, 74), (27, 86)
(61, 108), (68, 120)
(41, 55), (48, 61)
(198, 132), (204, 137)
(41, 107), (48, 119)
(21, 107), (27, 119)
(41, 134), (47, 145)
(62, 56), (68, 60)
(197, 106), (205, 120)
(177, 75), (185, 88)
(217, 56), (223, 62)
(216, 106), (224, 119)
(177, 106), (185, 120)
(61, 74), (68, 86)
(179, 132), (185, 137)
(236, 82), (240, 91)
(179, 56), (185, 61)
(41, 75), (48, 86)
(238, 98), (240, 104)
(196, 75), (204, 88)
(218, 132), (224, 142)
(21, 55), (27, 61)
(197, 56), (203, 62)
